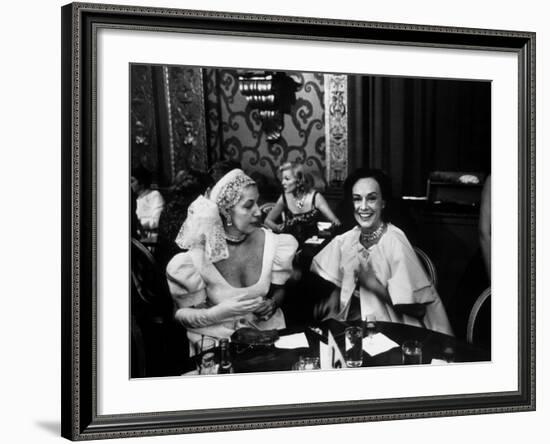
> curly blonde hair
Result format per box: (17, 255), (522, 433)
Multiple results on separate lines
(278, 161), (312, 194)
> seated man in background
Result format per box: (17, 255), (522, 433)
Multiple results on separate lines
(131, 165), (165, 237)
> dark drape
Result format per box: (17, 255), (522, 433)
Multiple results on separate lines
(350, 76), (491, 198)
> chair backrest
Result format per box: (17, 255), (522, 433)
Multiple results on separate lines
(413, 246), (438, 289)
(467, 287), (491, 344)
(131, 238), (171, 316)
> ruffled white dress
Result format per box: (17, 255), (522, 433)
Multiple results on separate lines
(311, 224), (453, 335)
(167, 229), (298, 351)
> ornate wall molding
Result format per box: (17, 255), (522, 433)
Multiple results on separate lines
(130, 65), (158, 172)
(166, 66), (208, 174)
(324, 74), (349, 186)
(162, 66), (176, 180)
(205, 69), (327, 190)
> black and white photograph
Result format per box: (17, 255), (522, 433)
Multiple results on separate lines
(130, 64), (492, 378)
(3, 0), (547, 442)
(56, 2), (537, 441)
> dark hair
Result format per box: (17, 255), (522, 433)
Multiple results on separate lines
(343, 168), (392, 202)
(208, 160), (242, 183)
(131, 165), (153, 189)
(172, 169), (212, 194)
(337, 168), (392, 232)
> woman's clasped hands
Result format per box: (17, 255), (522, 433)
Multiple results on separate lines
(253, 298), (277, 321)
(356, 250), (388, 303)
(217, 293), (264, 318)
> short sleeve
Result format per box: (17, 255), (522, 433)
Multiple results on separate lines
(166, 251), (206, 308)
(271, 234), (299, 285)
(310, 235), (344, 288)
(384, 232), (435, 306)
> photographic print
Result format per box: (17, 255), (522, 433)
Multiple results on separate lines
(62, 3), (534, 440)
(130, 65), (492, 378)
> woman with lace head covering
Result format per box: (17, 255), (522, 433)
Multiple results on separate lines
(166, 169), (298, 354)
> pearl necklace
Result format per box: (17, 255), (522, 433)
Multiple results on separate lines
(225, 232), (248, 244)
(360, 222), (386, 244)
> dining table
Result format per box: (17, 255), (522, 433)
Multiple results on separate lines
(183, 319), (490, 375)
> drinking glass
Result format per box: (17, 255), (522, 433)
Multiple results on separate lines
(345, 326), (364, 367)
(401, 340), (423, 365)
(199, 351), (218, 375)
(364, 314), (377, 339)
(441, 341), (456, 363)
(194, 336), (217, 356)
(317, 221), (332, 237)
(294, 356), (320, 371)
(195, 336), (218, 374)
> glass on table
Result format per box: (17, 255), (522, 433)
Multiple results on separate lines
(194, 336), (217, 355)
(345, 326), (364, 368)
(199, 352), (218, 375)
(441, 339), (456, 363)
(401, 339), (423, 365)
(195, 336), (218, 375)
(364, 313), (377, 340)
(294, 356), (320, 371)
(316, 221), (332, 237)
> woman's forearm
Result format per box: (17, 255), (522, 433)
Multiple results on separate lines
(393, 303), (426, 319)
(370, 283), (392, 306)
(316, 195), (341, 225)
(174, 305), (227, 328)
(357, 270), (392, 306)
(264, 218), (282, 232)
(321, 207), (341, 226)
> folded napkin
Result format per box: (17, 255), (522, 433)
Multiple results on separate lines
(430, 358), (449, 365)
(305, 236), (324, 245)
(275, 333), (309, 349)
(362, 333), (399, 356)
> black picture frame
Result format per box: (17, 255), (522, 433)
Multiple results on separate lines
(61, 2), (536, 440)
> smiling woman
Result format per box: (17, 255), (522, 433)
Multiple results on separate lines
(166, 169), (298, 356)
(311, 168), (453, 335)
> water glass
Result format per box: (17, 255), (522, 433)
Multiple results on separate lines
(199, 352), (218, 375)
(345, 326), (364, 368)
(295, 356), (320, 371)
(364, 314), (377, 339)
(441, 342), (456, 363)
(401, 340), (423, 365)
(194, 336), (217, 356)
(195, 336), (218, 374)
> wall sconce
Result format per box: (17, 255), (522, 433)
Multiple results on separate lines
(238, 71), (300, 141)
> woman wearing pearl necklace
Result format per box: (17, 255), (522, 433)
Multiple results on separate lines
(166, 169), (298, 355)
(310, 168), (453, 335)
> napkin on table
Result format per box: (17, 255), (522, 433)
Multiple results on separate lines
(304, 236), (324, 245)
(275, 333), (309, 349)
(362, 333), (399, 356)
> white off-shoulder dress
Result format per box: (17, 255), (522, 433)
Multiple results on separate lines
(166, 229), (298, 351)
(311, 224), (453, 335)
